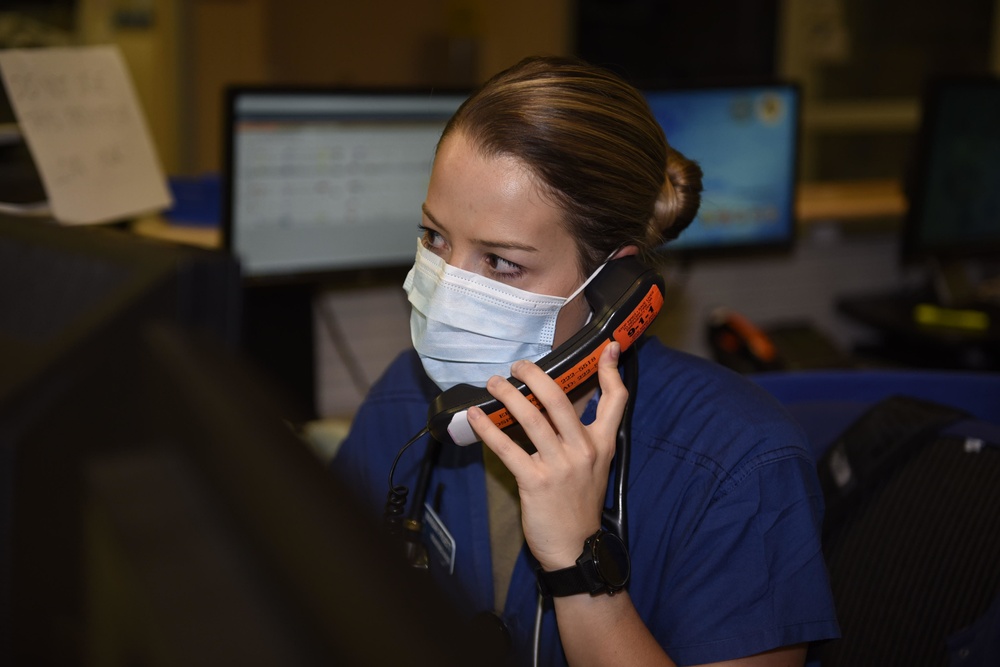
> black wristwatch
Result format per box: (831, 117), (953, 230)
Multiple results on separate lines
(536, 529), (630, 598)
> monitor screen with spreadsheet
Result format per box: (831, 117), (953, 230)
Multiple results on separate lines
(222, 88), (468, 283)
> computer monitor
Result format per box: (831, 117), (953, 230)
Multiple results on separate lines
(0, 216), (491, 665)
(0, 215), (241, 411)
(902, 76), (1000, 266)
(643, 83), (800, 258)
(0, 215), (242, 663)
(79, 324), (492, 666)
(221, 87), (468, 284)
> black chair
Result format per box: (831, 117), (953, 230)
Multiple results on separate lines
(753, 370), (1000, 666)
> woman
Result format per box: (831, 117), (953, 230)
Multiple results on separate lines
(332, 56), (839, 666)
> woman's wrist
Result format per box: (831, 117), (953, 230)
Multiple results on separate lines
(531, 524), (602, 572)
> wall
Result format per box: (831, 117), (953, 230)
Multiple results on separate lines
(186, 0), (271, 173)
(60, 1), (1000, 179)
(76, 0), (185, 174)
(189, 0), (572, 173)
(74, 0), (571, 175)
(265, 0), (571, 86)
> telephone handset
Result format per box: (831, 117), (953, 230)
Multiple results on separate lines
(426, 256), (665, 447)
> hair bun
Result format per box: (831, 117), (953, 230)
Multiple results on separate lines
(650, 147), (703, 245)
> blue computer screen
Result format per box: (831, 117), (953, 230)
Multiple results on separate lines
(644, 84), (800, 254)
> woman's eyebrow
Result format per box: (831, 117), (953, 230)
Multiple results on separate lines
(421, 203), (538, 253)
(473, 237), (538, 252)
(421, 203), (445, 230)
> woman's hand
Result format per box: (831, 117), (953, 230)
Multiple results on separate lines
(467, 341), (629, 571)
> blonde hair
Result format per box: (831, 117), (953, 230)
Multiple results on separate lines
(440, 56), (703, 273)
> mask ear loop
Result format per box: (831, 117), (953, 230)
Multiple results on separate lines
(561, 250), (623, 322)
(563, 257), (609, 303)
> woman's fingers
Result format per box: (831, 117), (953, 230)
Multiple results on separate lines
(506, 361), (586, 448)
(593, 342), (629, 444)
(467, 403), (531, 472)
(476, 341), (628, 458)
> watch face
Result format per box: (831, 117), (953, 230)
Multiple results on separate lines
(593, 532), (631, 589)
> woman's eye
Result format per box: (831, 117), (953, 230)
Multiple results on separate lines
(419, 226), (446, 250)
(485, 253), (524, 279)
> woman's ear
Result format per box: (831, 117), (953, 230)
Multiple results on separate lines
(612, 245), (639, 259)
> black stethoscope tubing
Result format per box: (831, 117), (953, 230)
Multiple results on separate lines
(605, 343), (636, 545)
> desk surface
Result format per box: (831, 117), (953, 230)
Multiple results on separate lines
(797, 179), (906, 222)
(837, 294), (1000, 372)
(837, 291), (1000, 371)
(131, 215), (220, 248)
(838, 291), (1000, 345)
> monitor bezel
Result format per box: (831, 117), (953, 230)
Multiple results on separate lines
(220, 85), (469, 287)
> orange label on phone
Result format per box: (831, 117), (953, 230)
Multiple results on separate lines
(485, 284), (663, 431)
(613, 285), (663, 348)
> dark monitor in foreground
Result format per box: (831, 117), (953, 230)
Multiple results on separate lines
(79, 325), (491, 666)
(222, 88), (468, 284)
(0, 221), (492, 664)
(903, 76), (1000, 267)
(0, 216), (241, 407)
(644, 83), (800, 258)
(0, 215), (242, 663)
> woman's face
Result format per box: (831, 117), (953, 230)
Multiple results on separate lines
(420, 131), (591, 349)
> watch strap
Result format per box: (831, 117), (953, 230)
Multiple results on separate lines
(536, 562), (594, 598)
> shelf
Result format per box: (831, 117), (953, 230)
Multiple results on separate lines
(797, 179), (906, 223)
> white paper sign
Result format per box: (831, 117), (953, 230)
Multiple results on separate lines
(0, 45), (172, 224)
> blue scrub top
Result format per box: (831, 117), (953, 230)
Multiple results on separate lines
(333, 337), (840, 666)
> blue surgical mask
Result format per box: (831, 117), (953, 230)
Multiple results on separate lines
(403, 241), (601, 391)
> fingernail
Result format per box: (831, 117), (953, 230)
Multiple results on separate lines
(510, 360), (524, 374)
(610, 342), (621, 360)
